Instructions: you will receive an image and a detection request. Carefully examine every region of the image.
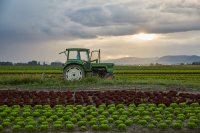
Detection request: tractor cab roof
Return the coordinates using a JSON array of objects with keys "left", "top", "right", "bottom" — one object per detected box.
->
[{"left": 66, "top": 48, "right": 90, "bottom": 51}]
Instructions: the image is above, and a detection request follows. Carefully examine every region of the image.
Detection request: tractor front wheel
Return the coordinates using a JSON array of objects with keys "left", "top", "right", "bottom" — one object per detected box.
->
[{"left": 63, "top": 65, "right": 85, "bottom": 80}]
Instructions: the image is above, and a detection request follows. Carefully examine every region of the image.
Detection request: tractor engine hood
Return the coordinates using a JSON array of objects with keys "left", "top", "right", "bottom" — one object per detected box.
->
[{"left": 91, "top": 63, "right": 114, "bottom": 68}]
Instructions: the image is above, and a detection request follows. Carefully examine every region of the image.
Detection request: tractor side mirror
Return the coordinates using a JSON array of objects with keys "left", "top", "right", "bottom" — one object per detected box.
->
[
  {"left": 59, "top": 51, "right": 68, "bottom": 58},
  {"left": 59, "top": 51, "right": 65, "bottom": 54}
]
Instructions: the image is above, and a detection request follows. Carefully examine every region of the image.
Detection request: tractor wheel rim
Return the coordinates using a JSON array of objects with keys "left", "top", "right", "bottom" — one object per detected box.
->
[{"left": 66, "top": 67, "right": 83, "bottom": 80}]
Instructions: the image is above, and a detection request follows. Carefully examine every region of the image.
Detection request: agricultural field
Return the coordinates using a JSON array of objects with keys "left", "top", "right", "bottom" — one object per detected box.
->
[
  {"left": 0, "top": 65, "right": 200, "bottom": 132},
  {"left": 1, "top": 0, "right": 200, "bottom": 132},
  {"left": 0, "top": 65, "right": 200, "bottom": 91},
  {"left": 0, "top": 90, "right": 199, "bottom": 132},
  {"left": 1, "top": 65, "right": 200, "bottom": 73}
]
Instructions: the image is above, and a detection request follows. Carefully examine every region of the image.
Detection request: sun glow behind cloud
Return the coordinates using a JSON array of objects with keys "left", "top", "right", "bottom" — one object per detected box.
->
[{"left": 132, "top": 33, "right": 157, "bottom": 41}]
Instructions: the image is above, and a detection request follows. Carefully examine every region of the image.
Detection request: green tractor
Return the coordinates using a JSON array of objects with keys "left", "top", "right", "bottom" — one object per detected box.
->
[{"left": 59, "top": 48, "right": 114, "bottom": 80}]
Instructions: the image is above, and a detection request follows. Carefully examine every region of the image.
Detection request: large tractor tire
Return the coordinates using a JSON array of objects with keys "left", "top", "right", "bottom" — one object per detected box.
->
[{"left": 63, "top": 65, "right": 85, "bottom": 80}]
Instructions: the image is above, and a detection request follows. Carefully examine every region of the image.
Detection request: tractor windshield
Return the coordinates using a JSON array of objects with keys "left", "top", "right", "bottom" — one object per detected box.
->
[
  {"left": 68, "top": 51, "right": 79, "bottom": 60},
  {"left": 68, "top": 50, "right": 89, "bottom": 61}
]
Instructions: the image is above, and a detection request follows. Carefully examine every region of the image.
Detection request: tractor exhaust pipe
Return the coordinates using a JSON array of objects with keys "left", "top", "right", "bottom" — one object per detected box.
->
[{"left": 99, "top": 49, "right": 101, "bottom": 63}]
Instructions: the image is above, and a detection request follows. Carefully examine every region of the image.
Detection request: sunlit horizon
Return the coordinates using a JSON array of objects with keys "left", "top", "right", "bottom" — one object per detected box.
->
[{"left": 132, "top": 33, "right": 157, "bottom": 41}]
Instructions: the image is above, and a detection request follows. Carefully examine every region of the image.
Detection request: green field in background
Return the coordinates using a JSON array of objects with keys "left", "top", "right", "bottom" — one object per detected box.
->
[
  {"left": 0, "top": 65, "right": 200, "bottom": 90},
  {"left": 0, "top": 65, "right": 200, "bottom": 73},
  {"left": 0, "top": 66, "right": 62, "bottom": 73}
]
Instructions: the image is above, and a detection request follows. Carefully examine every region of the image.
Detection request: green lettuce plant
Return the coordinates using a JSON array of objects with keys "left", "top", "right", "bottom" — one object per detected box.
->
[
  {"left": 89, "top": 120, "right": 97, "bottom": 126},
  {"left": 2, "top": 111, "right": 8, "bottom": 116},
  {"left": 111, "top": 114, "right": 118, "bottom": 120},
  {"left": 158, "top": 122, "right": 168, "bottom": 130},
  {"left": 151, "top": 120, "right": 158, "bottom": 125},
  {"left": 70, "top": 117, "right": 77, "bottom": 124},
  {"left": 138, "top": 119, "right": 148, "bottom": 125},
  {"left": 53, "top": 123, "right": 62, "bottom": 130},
  {"left": 115, "top": 120, "right": 123, "bottom": 126},
  {"left": 40, "top": 124, "right": 48, "bottom": 131},
  {"left": 132, "top": 116, "right": 140, "bottom": 123},
  {"left": 65, "top": 121, "right": 73, "bottom": 125},
  {"left": 0, "top": 125, "right": 3, "bottom": 131},
  {"left": 102, "top": 111, "right": 109, "bottom": 117},
  {"left": 80, "top": 125, "right": 87, "bottom": 131},
  {"left": 158, "top": 103, "right": 166, "bottom": 108},
  {"left": 78, "top": 120, "right": 87, "bottom": 127},
  {"left": 16, "top": 121, "right": 25, "bottom": 127},
  {"left": 91, "top": 111, "right": 98, "bottom": 117},
  {"left": 170, "top": 103, "right": 178, "bottom": 108},
  {"left": 99, "top": 124, "right": 109, "bottom": 131},
  {"left": 179, "top": 102, "right": 187, "bottom": 108},
  {"left": 118, "top": 123, "right": 126, "bottom": 131},
  {"left": 116, "top": 104, "right": 125, "bottom": 109},
  {"left": 108, "top": 117, "right": 114, "bottom": 123},
  {"left": 129, "top": 104, "right": 136, "bottom": 108},
  {"left": 2, "top": 121, "right": 10, "bottom": 127},
  {"left": 12, "top": 125, "right": 22, "bottom": 131},
  {"left": 125, "top": 119, "right": 133, "bottom": 126},
  {"left": 25, "top": 124, "right": 35, "bottom": 131},
  {"left": 91, "top": 124, "right": 98, "bottom": 130},
  {"left": 66, "top": 123, "right": 75, "bottom": 131},
  {"left": 190, "top": 103, "right": 199, "bottom": 108},
  {"left": 172, "top": 122, "right": 182, "bottom": 129},
  {"left": 112, "top": 111, "right": 119, "bottom": 115},
  {"left": 143, "top": 115, "right": 151, "bottom": 122},
  {"left": 147, "top": 124, "right": 155, "bottom": 129},
  {"left": 100, "top": 120, "right": 108, "bottom": 124},
  {"left": 142, "top": 110, "right": 150, "bottom": 115},
  {"left": 187, "top": 121, "right": 197, "bottom": 129}
]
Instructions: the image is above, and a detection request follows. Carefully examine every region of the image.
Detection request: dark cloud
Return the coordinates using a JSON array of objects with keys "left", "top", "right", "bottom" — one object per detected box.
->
[
  {"left": 63, "top": 0, "right": 200, "bottom": 36},
  {"left": 67, "top": 7, "right": 111, "bottom": 27},
  {"left": 67, "top": 4, "right": 147, "bottom": 27},
  {"left": 1, "top": 0, "right": 200, "bottom": 44},
  {"left": 0, "top": 0, "right": 200, "bottom": 62}
]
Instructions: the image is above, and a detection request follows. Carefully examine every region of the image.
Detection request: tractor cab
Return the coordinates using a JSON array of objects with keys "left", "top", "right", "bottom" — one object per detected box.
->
[
  {"left": 59, "top": 48, "right": 114, "bottom": 80},
  {"left": 67, "top": 48, "right": 89, "bottom": 61}
]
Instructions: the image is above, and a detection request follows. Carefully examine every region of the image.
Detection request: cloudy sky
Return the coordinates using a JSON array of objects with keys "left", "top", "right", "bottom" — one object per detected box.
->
[{"left": 0, "top": 0, "right": 200, "bottom": 62}]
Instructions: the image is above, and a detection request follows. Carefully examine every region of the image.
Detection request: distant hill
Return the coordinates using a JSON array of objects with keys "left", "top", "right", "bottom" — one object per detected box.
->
[
  {"left": 103, "top": 55, "right": 200, "bottom": 65},
  {"left": 103, "top": 57, "right": 158, "bottom": 65},
  {"left": 156, "top": 55, "right": 200, "bottom": 65}
]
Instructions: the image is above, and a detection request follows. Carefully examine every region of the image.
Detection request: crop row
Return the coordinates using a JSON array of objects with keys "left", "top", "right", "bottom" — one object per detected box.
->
[
  {"left": 1, "top": 65, "right": 200, "bottom": 72},
  {"left": 0, "top": 90, "right": 199, "bottom": 106},
  {"left": 1, "top": 72, "right": 200, "bottom": 75},
  {"left": 0, "top": 103, "right": 199, "bottom": 132}
]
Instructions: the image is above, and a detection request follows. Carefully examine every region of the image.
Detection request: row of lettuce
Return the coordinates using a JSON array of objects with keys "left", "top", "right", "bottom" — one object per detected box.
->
[
  {"left": 0, "top": 102, "right": 200, "bottom": 132},
  {"left": 0, "top": 90, "right": 199, "bottom": 106}
]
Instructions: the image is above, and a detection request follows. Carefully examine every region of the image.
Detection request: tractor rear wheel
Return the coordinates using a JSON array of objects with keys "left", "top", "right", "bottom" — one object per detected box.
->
[{"left": 63, "top": 65, "right": 85, "bottom": 80}]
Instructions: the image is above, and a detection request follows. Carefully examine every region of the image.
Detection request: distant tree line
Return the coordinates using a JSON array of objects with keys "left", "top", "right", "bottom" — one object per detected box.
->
[
  {"left": 1, "top": 61, "right": 200, "bottom": 66},
  {"left": 0, "top": 60, "right": 63, "bottom": 66},
  {"left": 149, "top": 62, "right": 200, "bottom": 66},
  {"left": 192, "top": 62, "right": 200, "bottom": 65}
]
